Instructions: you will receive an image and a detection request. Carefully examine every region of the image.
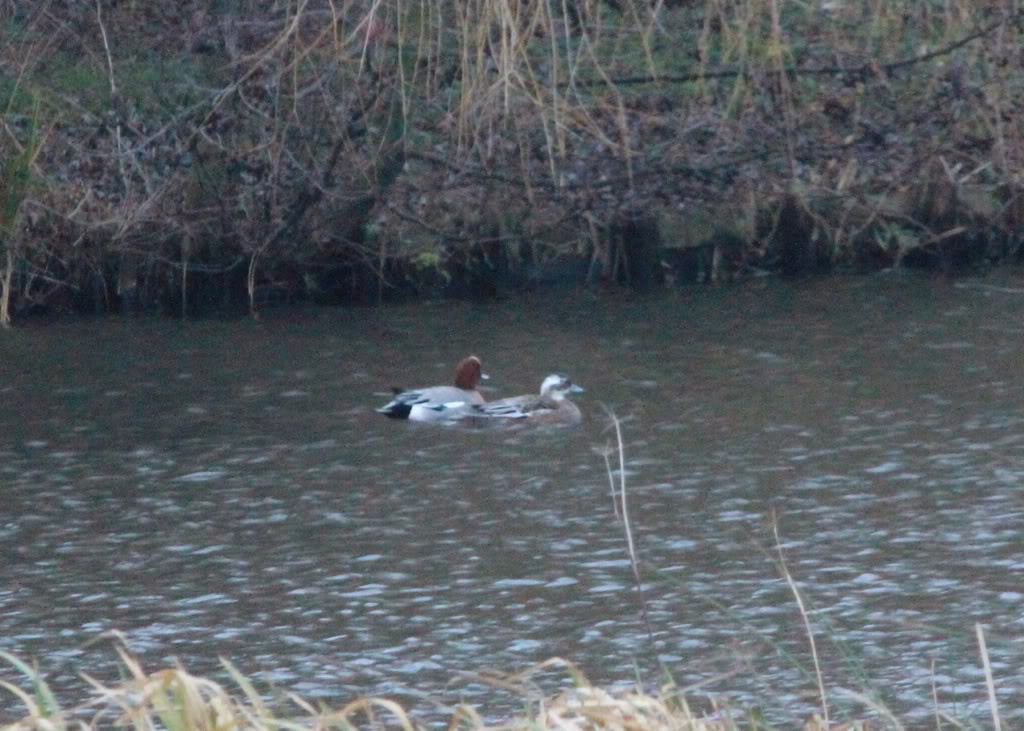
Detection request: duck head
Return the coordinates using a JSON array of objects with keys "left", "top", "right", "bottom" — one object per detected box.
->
[
  {"left": 539, "top": 373, "right": 585, "bottom": 401},
  {"left": 453, "top": 355, "right": 487, "bottom": 390}
]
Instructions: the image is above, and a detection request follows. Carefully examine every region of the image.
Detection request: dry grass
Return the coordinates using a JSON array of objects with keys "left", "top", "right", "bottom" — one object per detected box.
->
[
  {"left": 1, "top": 0, "right": 1023, "bottom": 316},
  {"left": 0, "top": 648, "right": 860, "bottom": 731}
]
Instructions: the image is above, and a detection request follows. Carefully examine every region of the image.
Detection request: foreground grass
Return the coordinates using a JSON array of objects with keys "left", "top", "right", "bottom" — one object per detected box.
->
[{"left": 0, "top": 648, "right": 864, "bottom": 731}]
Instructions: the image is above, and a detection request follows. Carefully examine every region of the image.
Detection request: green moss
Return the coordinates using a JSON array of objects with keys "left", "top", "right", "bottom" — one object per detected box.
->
[
  {"left": 118, "top": 55, "right": 219, "bottom": 116},
  {"left": 9, "top": 52, "right": 216, "bottom": 119},
  {"left": 0, "top": 74, "right": 34, "bottom": 115}
]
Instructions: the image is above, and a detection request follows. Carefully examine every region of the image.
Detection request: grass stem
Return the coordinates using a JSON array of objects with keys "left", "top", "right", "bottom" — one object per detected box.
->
[
  {"left": 976, "top": 622, "right": 1001, "bottom": 731},
  {"left": 771, "top": 512, "right": 829, "bottom": 727}
]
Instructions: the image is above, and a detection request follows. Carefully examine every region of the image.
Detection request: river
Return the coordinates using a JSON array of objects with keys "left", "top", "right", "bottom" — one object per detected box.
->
[{"left": 2, "top": 272, "right": 1023, "bottom": 724}]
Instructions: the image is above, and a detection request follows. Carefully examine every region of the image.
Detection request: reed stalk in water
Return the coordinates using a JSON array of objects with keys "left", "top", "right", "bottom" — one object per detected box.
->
[
  {"left": 603, "top": 409, "right": 656, "bottom": 650},
  {"left": 771, "top": 511, "right": 829, "bottom": 727},
  {"left": 976, "top": 623, "right": 1002, "bottom": 731}
]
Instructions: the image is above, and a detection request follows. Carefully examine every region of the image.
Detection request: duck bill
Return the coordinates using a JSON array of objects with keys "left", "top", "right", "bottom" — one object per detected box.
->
[{"left": 569, "top": 384, "right": 585, "bottom": 394}]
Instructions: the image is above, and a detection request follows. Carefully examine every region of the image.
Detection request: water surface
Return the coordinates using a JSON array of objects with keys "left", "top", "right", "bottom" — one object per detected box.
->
[{"left": 3, "top": 273, "right": 1024, "bottom": 724}]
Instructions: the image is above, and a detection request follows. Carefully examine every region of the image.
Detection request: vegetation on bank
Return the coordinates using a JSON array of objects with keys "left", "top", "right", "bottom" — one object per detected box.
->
[
  {"left": 0, "top": 0, "right": 1022, "bottom": 322},
  {"left": 0, "top": 641, "right": 1008, "bottom": 730},
  {"left": 0, "top": 652, "right": 758, "bottom": 730}
]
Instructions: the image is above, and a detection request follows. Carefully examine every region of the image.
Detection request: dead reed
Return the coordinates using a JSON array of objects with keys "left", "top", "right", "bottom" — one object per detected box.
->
[
  {"left": 1, "top": 0, "right": 1022, "bottom": 319},
  {"left": 0, "top": 647, "right": 853, "bottom": 731}
]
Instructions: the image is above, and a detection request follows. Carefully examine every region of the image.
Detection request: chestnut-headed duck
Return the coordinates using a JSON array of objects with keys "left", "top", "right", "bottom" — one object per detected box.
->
[
  {"left": 376, "top": 355, "right": 488, "bottom": 421},
  {"left": 468, "top": 373, "right": 584, "bottom": 426}
]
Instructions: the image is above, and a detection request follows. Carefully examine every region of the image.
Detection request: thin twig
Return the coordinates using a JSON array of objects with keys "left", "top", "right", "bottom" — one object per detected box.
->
[
  {"left": 976, "top": 623, "right": 1001, "bottom": 731},
  {"left": 569, "top": 8, "right": 1024, "bottom": 89},
  {"left": 832, "top": 688, "right": 905, "bottom": 731},
  {"left": 95, "top": 0, "right": 129, "bottom": 205},
  {"left": 601, "top": 447, "right": 621, "bottom": 521},
  {"left": 771, "top": 511, "right": 829, "bottom": 727},
  {"left": 930, "top": 658, "right": 941, "bottom": 731},
  {"left": 95, "top": 0, "right": 116, "bottom": 99},
  {"left": 602, "top": 408, "right": 656, "bottom": 651}
]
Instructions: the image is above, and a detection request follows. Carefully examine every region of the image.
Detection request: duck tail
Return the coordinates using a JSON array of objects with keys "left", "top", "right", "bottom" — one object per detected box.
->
[{"left": 376, "top": 400, "right": 412, "bottom": 419}]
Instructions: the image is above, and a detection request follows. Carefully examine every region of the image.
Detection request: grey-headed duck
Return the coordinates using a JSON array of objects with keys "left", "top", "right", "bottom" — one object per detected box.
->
[{"left": 468, "top": 373, "right": 584, "bottom": 426}]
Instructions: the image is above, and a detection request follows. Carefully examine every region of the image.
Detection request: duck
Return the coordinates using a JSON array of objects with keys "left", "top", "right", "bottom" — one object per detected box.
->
[
  {"left": 466, "top": 373, "right": 584, "bottom": 426},
  {"left": 376, "top": 355, "right": 488, "bottom": 421}
]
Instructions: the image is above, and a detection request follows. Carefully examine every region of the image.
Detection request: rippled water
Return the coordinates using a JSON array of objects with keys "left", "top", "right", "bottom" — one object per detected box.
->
[{"left": 3, "top": 273, "right": 1024, "bottom": 724}]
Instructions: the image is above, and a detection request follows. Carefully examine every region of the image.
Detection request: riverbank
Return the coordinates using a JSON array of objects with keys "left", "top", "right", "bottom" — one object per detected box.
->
[{"left": 1, "top": 2, "right": 1022, "bottom": 323}]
